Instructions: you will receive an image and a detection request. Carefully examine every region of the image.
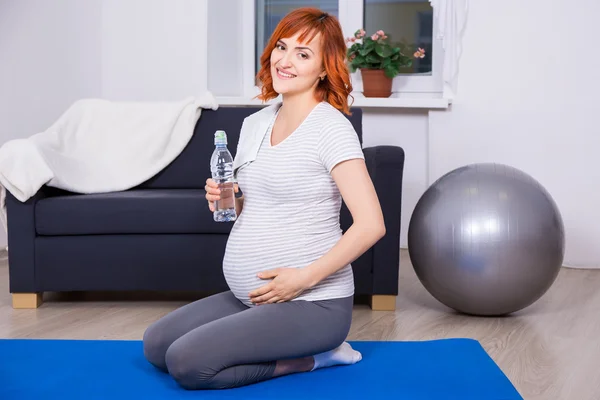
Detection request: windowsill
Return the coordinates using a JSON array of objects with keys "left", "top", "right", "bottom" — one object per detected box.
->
[
  {"left": 215, "top": 93, "right": 450, "bottom": 109},
  {"left": 350, "top": 94, "right": 449, "bottom": 109}
]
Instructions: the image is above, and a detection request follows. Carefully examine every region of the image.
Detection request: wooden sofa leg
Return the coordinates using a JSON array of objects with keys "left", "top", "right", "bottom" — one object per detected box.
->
[
  {"left": 12, "top": 293, "right": 43, "bottom": 309},
  {"left": 370, "top": 295, "right": 396, "bottom": 311}
]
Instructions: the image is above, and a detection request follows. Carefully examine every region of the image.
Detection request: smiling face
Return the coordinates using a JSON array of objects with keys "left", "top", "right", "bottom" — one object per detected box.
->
[
  {"left": 270, "top": 31, "right": 326, "bottom": 97},
  {"left": 256, "top": 8, "right": 353, "bottom": 115}
]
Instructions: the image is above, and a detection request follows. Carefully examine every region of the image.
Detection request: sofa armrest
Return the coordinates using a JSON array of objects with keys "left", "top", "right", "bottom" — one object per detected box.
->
[
  {"left": 363, "top": 145, "right": 405, "bottom": 295},
  {"left": 6, "top": 186, "right": 50, "bottom": 292}
]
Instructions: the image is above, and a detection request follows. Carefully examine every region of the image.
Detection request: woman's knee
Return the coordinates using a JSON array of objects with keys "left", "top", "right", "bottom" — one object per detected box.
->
[
  {"left": 142, "top": 322, "right": 171, "bottom": 371},
  {"left": 165, "top": 341, "right": 218, "bottom": 390}
]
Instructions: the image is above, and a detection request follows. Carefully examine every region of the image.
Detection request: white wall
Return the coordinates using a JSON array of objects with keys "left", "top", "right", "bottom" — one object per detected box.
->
[
  {"left": 101, "top": 0, "right": 208, "bottom": 101},
  {"left": 362, "top": 109, "right": 428, "bottom": 249},
  {"left": 429, "top": 0, "right": 600, "bottom": 268},
  {"left": 0, "top": 0, "right": 103, "bottom": 142},
  {"left": 0, "top": 0, "right": 209, "bottom": 248},
  {"left": 207, "top": 0, "right": 244, "bottom": 96}
]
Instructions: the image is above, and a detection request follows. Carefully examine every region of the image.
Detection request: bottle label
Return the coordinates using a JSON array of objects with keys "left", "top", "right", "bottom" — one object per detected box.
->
[{"left": 216, "top": 181, "right": 235, "bottom": 211}]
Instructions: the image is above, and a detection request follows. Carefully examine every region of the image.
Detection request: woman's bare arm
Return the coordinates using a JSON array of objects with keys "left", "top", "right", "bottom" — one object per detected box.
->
[{"left": 304, "top": 158, "right": 386, "bottom": 287}]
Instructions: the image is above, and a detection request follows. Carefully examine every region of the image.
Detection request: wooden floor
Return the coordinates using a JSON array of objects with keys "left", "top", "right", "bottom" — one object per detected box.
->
[{"left": 1, "top": 249, "right": 599, "bottom": 399}]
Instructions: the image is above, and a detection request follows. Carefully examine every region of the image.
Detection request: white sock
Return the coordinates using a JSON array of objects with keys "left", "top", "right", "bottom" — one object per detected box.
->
[{"left": 311, "top": 342, "right": 362, "bottom": 371}]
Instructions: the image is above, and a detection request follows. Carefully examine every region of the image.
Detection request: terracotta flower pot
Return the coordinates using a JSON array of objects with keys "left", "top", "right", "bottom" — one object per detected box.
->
[{"left": 360, "top": 68, "right": 392, "bottom": 98}]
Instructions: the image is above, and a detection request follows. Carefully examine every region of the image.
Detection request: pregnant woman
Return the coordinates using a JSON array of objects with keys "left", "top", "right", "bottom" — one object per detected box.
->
[{"left": 143, "top": 7, "right": 386, "bottom": 390}]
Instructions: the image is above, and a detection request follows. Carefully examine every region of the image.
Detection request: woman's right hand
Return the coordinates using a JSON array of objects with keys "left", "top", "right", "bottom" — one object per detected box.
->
[{"left": 205, "top": 178, "right": 221, "bottom": 212}]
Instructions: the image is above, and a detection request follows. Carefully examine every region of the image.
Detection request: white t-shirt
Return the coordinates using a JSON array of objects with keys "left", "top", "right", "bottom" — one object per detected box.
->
[{"left": 222, "top": 101, "right": 365, "bottom": 306}]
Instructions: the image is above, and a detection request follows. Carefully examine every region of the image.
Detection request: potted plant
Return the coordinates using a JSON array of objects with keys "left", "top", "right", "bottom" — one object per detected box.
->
[{"left": 346, "top": 29, "right": 426, "bottom": 98}]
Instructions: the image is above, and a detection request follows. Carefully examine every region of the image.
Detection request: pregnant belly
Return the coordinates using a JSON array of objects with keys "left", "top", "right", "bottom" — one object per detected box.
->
[
  {"left": 222, "top": 232, "right": 308, "bottom": 302},
  {"left": 222, "top": 227, "right": 341, "bottom": 302}
]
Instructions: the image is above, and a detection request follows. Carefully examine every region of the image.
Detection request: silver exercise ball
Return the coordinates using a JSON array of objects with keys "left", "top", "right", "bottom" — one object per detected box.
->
[{"left": 408, "top": 163, "right": 565, "bottom": 316}]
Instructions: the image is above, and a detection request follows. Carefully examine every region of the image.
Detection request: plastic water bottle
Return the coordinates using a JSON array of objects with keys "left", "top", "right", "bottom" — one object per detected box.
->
[{"left": 210, "top": 130, "right": 237, "bottom": 222}]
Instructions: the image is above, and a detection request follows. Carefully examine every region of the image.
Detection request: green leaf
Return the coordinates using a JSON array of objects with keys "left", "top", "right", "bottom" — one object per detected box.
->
[
  {"left": 375, "top": 43, "right": 393, "bottom": 58},
  {"left": 359, "top": 40, "right": 376, "bottom": 56},
  {"left": 353, "top": 54, "right": 366, "bottom": 67},
  {"left": 384, "top": 65, "right": 398, "bottom": 78},
  {"left": 366, "top": 53, "right": 380, "bottom": 64}
]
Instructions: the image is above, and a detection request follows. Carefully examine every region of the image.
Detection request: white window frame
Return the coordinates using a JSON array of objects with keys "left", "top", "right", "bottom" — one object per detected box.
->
[{"left": 241, "top": 0, "right": 445, "bottom": 99}]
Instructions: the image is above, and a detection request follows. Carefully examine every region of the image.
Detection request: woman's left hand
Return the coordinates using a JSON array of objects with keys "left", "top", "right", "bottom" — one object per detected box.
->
[{"left": 249, "top": 267, "right": 314, "bottom": 305}]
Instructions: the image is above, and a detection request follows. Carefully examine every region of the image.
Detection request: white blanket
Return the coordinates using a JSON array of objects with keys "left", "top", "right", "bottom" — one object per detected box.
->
[{"left": 0, "top": 92, "right": 218, "bottom": 230}]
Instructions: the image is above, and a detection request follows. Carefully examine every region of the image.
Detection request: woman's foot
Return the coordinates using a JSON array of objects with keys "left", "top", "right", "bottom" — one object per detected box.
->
[
  {"left": 311, "top": 341, "right": 362, "bottom": 371},
  {"left": 272, "top": 342, "right": 362, "bottom": 377}
]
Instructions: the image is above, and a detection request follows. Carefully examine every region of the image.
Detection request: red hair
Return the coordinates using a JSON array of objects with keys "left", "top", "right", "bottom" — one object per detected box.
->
[{"left": 255, "top": 7, "right": 353, "bottom": 115}]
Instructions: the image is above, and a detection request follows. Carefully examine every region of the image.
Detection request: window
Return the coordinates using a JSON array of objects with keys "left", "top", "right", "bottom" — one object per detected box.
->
[
  {"left": 364, "top": 0, "right": 433, "bottom": 75},
  {"left": 356, "top": 0, "right": 442, "bottom": 94},
  {"left": 242, "top": 0, "right": 447, "bottom": 99}
]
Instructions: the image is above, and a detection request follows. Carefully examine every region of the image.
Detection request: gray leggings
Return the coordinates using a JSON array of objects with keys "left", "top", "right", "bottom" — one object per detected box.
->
[{"left": 142, "top": 291, "right": 353, "bottom": 390}]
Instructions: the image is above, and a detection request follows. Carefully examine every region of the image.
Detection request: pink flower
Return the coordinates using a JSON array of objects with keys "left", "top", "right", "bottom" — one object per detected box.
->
[
  {"left": 371, "top": 33, "right": 379, "bottom": 40},
  {"left": 355, "top": 28, "right": 366, "bottom": 39},
  {"left": 346, "top": 37, "right": 356, "bottom": 44},
  {"left": 376, "top": 30, "right": 385, "bottom": 36},
  {"left": 414, "top": 48, "right": 426, "bottom": 59}
]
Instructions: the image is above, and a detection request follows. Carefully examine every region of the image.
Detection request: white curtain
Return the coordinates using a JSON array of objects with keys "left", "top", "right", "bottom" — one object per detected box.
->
[{"left": 429, "top": 0, "right": 469, "bottom": 99}]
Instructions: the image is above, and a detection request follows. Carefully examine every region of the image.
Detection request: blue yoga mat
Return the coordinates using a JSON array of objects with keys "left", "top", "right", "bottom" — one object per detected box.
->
[{"left": 0, "top": 338, "right": 522, "bottom": 399}]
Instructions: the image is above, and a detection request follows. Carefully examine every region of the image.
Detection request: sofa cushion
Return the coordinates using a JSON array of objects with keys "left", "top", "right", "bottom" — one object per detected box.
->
[{"left": 35, "top": 189, "right": 233, "bottom": 236}]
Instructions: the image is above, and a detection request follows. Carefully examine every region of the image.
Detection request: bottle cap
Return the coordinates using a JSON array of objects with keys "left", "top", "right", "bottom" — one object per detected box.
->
[{"left": 214, "top": 130, "right": 227, "bottom": 145}]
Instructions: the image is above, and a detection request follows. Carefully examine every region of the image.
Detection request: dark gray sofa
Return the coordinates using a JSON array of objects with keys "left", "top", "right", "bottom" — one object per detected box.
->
[{"left": 6, "top": 106, "right": 405, "bottom": 310}]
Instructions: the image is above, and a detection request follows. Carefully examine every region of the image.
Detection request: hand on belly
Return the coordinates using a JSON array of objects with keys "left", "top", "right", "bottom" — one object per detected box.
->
[{"left": 248, "top": 267, "right": 314, "bottom": 306}]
